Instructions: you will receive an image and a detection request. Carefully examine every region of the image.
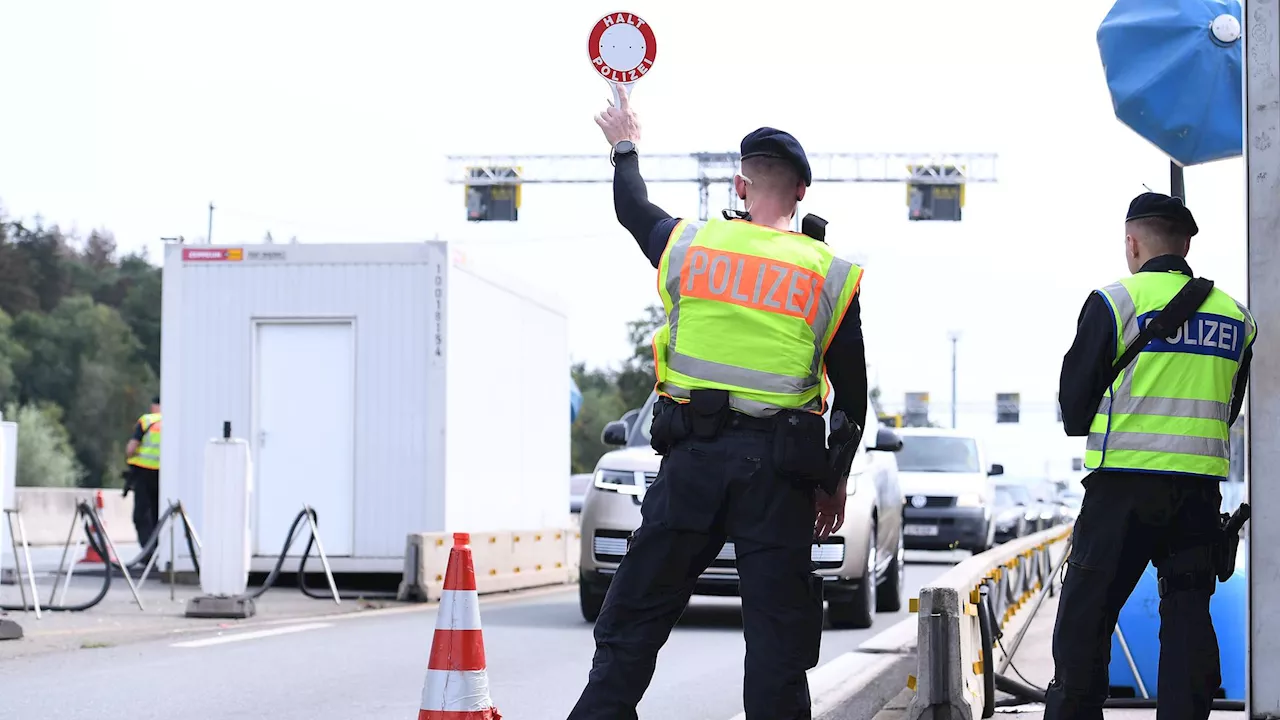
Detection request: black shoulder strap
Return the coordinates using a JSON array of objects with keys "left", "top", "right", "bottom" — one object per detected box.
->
[{"left": 1105, "top": 276, "right": 1215, "bottom": 388}]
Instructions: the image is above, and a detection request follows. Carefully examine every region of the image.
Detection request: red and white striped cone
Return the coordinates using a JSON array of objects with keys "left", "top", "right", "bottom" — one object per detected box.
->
[{"left": 417, "top": 532, "right": 501, "bottom": 720}]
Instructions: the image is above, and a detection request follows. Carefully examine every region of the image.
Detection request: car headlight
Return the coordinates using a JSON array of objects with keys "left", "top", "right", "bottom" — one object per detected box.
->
[
  {"left": 594, "top": 469, "right": 642, "bottom": 496},
  {"left": 956, "top": 493, "right": 983, "bottom": 508}
]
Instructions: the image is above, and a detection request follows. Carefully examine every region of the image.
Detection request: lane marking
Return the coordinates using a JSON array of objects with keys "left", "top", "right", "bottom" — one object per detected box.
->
[{"left": 171, "top": 622, "right": 332, "bottom": 648}]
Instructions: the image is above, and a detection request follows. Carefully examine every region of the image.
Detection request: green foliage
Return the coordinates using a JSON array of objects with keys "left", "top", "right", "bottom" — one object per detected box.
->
[
  {"left": 5, "top": 402, "right": 84, "bottom": 488},
  {"left": 569, "top": 304, "right": 666, "bottom": 474},
  {"left": 0, "top": 204, "right": 161, "bottom": 487}
]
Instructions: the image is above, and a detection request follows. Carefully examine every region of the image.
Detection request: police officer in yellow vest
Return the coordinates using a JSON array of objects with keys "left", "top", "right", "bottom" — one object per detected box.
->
[
  {"left": 1047, "top": 193, "right": 1255, "bottom": 720},
  {"left": 570, "top": 85, "right": 869, "bottom": 720},
  {"left": 125, "top": 396, "right": 162, "bottom": 561}
]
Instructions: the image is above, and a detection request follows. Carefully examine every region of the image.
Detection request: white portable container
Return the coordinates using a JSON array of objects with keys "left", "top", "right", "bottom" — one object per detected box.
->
[{"left": 160, "top": 241, "right": 571, "bottom": 573}]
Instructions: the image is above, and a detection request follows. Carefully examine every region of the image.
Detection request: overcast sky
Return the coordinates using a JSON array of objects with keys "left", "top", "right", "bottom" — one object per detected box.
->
[{"left": 0, "top": 0, "right": 1250, "bottom": 418}]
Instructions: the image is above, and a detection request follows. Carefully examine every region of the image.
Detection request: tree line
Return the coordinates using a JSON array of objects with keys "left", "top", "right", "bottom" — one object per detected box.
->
[
  {"left": 571, "top": 304, "right": 665, "bottom": 474},
  {"left": 1, "top": 203, "right": 160, "bottom": 488}
]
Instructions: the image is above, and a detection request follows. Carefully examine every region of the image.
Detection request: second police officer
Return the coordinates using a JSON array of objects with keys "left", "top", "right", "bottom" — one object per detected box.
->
[
  {"left": 567, "top": 85, "right": 871, "bottom": 720},
  {"left": 1048, "top": 192, "right": 1255, "bottom": 720}
]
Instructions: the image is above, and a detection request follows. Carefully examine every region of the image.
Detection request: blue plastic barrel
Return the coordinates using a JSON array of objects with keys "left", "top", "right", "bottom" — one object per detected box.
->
[{"left": 1107, "top": 544, "right": 1247, "bottom": 699}]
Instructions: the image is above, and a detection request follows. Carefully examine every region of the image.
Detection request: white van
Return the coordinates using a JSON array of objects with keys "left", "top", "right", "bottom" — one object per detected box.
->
[{"left": 894, "top": 428, "right": 1003, "bottom": 553}]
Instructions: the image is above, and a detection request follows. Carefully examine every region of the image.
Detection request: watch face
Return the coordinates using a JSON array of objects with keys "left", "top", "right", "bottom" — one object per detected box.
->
[{"left": 615, "top": 140, "right": 635, "bottom": 154}]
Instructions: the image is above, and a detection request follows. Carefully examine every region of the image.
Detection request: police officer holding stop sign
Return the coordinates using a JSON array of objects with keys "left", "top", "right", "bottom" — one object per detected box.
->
[
  {"left": 1048, "top": 192, "right": 1255, "bottom": 720},
  {"left": 567, "top": 84, "right": 870, "bottom": 720}
]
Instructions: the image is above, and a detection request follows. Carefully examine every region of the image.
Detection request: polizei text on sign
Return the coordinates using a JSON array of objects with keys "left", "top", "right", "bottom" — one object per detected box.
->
[{"left": 588, "top": 12, "right": 658, "bottom": 84}]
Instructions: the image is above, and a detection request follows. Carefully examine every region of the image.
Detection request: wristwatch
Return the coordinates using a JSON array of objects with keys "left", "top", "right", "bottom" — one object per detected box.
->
[{"left": 610, "top": 139, "right": 637, "bottom": 166}]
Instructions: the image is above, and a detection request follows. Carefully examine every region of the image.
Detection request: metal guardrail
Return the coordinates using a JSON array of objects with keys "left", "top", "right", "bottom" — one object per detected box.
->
[{"left": 903, "top": 525, "right": 1074, "bottom": 720}]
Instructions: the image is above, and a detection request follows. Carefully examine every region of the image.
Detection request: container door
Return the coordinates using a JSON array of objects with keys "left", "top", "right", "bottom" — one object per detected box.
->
[{"left": 253, "top": 322, "right": 355, "bottom": 556}]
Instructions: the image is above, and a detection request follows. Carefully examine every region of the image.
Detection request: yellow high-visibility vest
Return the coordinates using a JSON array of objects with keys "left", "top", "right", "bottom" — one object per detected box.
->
[
  {"left": 653, "top": 217, "right": 862, "bottom": 417},
  {"left": 128, "top": 412, "right": 162, "bottom": 470},
  {"left": 1085, "top": 272, "right": 1255, "bottom": 478}
]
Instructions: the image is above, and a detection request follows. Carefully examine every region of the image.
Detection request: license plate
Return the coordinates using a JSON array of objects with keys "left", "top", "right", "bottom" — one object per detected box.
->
[{"left": 904, "top": 524, "right": 939, "bottom": 537}]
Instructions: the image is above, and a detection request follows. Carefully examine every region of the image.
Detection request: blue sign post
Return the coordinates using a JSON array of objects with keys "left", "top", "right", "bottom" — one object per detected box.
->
[
  {"left": 1098, "top": 0, "right": 1244, "bottom": 198},
  {"left": 570, "top": 377, "right": 583, "bottom": 424}
]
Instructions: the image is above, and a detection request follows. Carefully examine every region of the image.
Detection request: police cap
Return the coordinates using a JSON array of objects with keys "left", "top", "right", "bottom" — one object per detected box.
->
[
  {"left": 740, "top": 127, "right": 812, "bottom": 187},
  {"left": 1126, "top": 192, "right": 1199, "bottom": 237}
]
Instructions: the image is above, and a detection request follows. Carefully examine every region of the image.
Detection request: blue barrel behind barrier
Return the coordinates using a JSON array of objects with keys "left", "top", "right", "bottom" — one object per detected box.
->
[{"left": 1107, "top": 545, "right": 1247, "bottom": 700}]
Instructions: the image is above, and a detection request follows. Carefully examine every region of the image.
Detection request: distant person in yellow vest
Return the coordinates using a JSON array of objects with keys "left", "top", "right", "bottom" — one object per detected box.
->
[{"left": 125, "top": 396, "right": 162, "bottom": 562}]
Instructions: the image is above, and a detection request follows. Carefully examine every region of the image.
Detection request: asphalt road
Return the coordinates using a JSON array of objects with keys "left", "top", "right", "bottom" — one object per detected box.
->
[{"left": 0, "top": 556, "right": 957, "bottom": 720}]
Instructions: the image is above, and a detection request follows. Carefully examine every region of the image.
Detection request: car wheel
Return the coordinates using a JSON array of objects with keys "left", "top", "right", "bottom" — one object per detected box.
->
[
  {"left": 579, "top": 578, "right": 606, "bottom": 623},
  {"left": 829, "top": 523, "right": 876, "bottom": 629},
  {"left": 876, "top": 523, "right": 905, "bottom": 613}
]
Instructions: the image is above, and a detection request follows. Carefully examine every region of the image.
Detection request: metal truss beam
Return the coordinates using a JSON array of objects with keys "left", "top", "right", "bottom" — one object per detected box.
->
[{"left": 448, "top": 152, "right": 999, "bottom": 186}]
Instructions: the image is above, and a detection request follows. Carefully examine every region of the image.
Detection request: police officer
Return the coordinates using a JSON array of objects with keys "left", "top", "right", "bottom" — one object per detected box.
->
[
  {"left": 569, "top": 85, "right": 869, "bottom": 720},
  {"left": 1047, "top": 192, "right": 1255, "bottom": 720},
  {"left": 125, "top": 396, "right": 162, "bottom": 561}
]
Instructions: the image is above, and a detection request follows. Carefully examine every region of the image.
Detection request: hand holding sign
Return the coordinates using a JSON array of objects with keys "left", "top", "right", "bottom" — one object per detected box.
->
[
  {"left": 594, "top": 83, "right": 641, "bottom": 147},
  {"left": 588, "top": 12, "right": 657, "bottom": 110}
]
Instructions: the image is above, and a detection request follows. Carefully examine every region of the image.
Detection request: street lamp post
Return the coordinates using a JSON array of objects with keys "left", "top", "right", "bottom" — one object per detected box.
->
[{"left": 948, "top": 331, "right": 961, "bottom": 429}]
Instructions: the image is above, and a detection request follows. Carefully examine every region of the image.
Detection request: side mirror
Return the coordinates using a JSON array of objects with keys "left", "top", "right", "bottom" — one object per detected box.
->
[
  {"left": 988, "top": 463, "right": 1004, "bottom": 476},
  {"left": 873, "top": 426, "right": 903, "bottom": 452},
  {"left": 601, "top": 421, "right": 629, "bottom": 446},
  {"left": 620, "top": 408, "right": 641, "bottom": 432}
]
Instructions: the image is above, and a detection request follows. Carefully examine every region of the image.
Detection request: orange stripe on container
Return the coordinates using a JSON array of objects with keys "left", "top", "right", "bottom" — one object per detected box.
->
[
  {"left": 419, "top": 709, "right": 501, "bottom": 719},
  {"left": 443, "top": 549, "right": 477, "bottom": 591},
  {"left": 428, "top": 629, "right": 487, "bottom": 671}
]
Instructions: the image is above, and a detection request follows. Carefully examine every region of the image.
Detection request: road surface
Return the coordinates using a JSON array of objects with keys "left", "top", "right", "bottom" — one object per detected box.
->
[{"left": 0, "top": 557, "right": 955, "bottom": 719}]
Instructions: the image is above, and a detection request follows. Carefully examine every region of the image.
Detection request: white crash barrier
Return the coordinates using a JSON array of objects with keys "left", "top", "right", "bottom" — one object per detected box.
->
[
  {"left": 905, "top": 525, "right": 1074, "bottom": 720},
  {"left": 399, "top": 528, "right": 581, "bottom": 602}
]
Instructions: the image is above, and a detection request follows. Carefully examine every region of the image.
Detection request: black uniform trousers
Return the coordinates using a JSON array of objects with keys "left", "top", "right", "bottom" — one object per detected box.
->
[
  {"left": 1043, "top": 472, "right": 1223, "bottom": 720},
  {"left": 129, "top": 465, "right": 161, "bottom": 556},
  {"left": 568, "top": 427, "right": 822, "bottom": 720}
]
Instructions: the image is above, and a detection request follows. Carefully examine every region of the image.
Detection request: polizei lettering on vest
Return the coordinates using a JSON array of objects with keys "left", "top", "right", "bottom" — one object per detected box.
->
[
  {"left": 681, "top": 247, "right": 824, "bottom": 322},
  {"left": 1138, "top": 311, "right": 1247, "bottom": 361}
]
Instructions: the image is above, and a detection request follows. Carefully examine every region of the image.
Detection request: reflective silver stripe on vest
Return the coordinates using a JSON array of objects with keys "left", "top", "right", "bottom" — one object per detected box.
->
[
  {"left": 1094, "top": 281, "right": 1230, "bottom": 462},
  {"left": 1086, "top": 431, "right": 1228, "bottom": 458},
  {"left": 1097, "top": 395, "right": 1231, "bottom": 424},
  {"left": 663, "top": 221, "right": 702, "bottom": 350},
  {"left": 808, "top": 256, "right": 856, "bottom": 376},
  {"left": 663, "top": 381, "right": 822, "bottom": 417},
  {"left": 667, "top": 351, "right": 818, "bottom": 395},
  {"left": 1101, "top": 282, "right": 1141, "bottom": 351},
  {"left": 1235, "top": 301, "right": 1256, "bottom": 345}
]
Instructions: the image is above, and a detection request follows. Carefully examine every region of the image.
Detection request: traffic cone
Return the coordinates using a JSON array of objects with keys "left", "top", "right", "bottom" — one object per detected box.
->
[
  {"left": 416, "top": 532, "right": 501, "bottom": 720},
  {"left": 78, "top": 490, "right": 117, "bottom": 565}
]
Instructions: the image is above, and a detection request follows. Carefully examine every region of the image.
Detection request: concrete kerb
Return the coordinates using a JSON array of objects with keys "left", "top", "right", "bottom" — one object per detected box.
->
[
  {"left": 902, "top": 525, "right": 1073, "bottom": 720},
  {"left": 723, "top": 614, "right": 921, "bottom": 720}
]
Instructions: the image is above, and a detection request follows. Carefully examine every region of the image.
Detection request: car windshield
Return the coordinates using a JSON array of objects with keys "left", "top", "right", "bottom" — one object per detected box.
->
[
  {"left": 1061, "top": 493, "right": 1083, "bottom": 509},
  {"left": 628, "top": 392, "right": 660, "bottom": 447},
  {"left": 896, "top": 435, "right": 981, "bottom": 472},
  {"left": 994, "top": 489, "right": 1014, "bottom": 507},
  {"left": 998, "top": 485, "right": 1034, "bottom": 505}
]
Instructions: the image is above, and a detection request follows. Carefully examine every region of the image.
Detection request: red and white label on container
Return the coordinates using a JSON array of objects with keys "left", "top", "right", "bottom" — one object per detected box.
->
[
  {"left": 588, "top": 12, "right": 657, "bottom": 84},
  {"left": 182, "top": 247, "right": 243, "bottom": 262}
]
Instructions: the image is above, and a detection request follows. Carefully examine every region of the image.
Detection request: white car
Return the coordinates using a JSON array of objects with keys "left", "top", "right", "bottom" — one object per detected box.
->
[
  {"left": 895, "top": 427, "right": 1003, "bottom": 553},
  {"left": 578, "top": 391, "right": 907, "bottom": 629}
]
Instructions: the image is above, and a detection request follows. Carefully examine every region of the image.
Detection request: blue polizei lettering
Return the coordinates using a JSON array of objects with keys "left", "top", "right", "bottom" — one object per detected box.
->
[{"left": 1137, "top": 311, "right": 1246, "bottom": 361}]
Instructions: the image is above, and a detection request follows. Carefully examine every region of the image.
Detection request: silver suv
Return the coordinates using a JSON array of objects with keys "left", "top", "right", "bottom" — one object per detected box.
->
[{"left": 578, "top": 391, "right": 906, "bottom": 629}]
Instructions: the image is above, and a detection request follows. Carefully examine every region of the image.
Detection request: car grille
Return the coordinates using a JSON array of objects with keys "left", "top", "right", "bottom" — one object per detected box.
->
[
  {"left": 906, "top": 495, "right": 956, "bottom": 508},
  {"left": 593, "top": 531, "right": 845, "bottom": 569}
]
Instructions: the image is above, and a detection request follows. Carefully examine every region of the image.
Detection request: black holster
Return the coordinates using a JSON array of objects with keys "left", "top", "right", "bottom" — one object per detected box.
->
[
  {"left": 1213, "top": 503, "right": 1251, "bottom": 582},
  {"left": 772, "top": 410, "right": 830, "bottom": 493},
  {"left": 649, "top": 390, "right": 732, "bottom": 455}
]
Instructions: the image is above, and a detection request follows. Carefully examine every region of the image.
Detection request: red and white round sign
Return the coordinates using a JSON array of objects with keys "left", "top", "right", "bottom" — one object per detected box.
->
[{"left": 587, "top": 12, "right": 657, "bottom": 84}]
